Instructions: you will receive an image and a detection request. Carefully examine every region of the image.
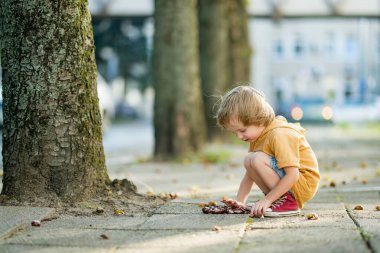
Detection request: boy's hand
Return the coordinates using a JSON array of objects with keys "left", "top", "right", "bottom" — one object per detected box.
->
[
  {"left": 250, "top": 199, "right": 272, "bottom": 218},
  {"left": 221, "top": 197, "right": 246, "bottom": 209}
]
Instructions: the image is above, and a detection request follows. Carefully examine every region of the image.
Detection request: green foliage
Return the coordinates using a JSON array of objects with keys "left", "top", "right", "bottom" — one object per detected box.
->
[
  {"left": 199, "top": 150, "right": 231, "bottom": 164},
  {"left": 337, "top": 121, "right": 350, "bottom": 130},
  {"left": 367, "top": 122, "right": 380, "bottom": 135}
]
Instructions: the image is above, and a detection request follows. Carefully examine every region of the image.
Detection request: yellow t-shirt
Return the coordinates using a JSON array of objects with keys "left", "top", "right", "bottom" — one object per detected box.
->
[{"left": 249, "top": 116, "right": 320, "bottom": 208}]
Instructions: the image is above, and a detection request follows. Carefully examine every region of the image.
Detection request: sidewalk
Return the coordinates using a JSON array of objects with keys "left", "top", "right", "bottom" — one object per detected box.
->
[{"left": 1, "top": 124, "right": 380, "bottom": 253}]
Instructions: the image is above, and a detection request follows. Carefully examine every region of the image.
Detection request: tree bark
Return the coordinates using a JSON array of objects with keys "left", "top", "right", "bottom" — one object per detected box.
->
[
  {"left": 153, "top": 0, "right": 206, "bottom": 158},
  {"left": 227, "top": 0, "right": 251, "bottom": 84},
  {"left": 0, "top": 0, "right": 110, "bottom": 202},
  {"left": 198, "top": 0, "right": 229, "bottom": 140}
]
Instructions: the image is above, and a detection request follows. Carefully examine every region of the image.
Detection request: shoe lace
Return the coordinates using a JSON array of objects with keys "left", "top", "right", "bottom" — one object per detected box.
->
[{"left": 271, "top": 195, "right": 287, "bottom": 208}]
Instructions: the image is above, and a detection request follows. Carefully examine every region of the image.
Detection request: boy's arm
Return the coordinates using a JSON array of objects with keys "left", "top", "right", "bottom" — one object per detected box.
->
[
  {"left": 236, "top": 172, "right": 254, "bottom": 204},
  {"left": 265, "top": 166, "right": 299, "bottom": 204}
]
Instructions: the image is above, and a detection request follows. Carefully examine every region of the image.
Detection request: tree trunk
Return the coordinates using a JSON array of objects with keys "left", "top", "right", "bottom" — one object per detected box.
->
[
  {"left": 198, "top": 0, "right": 229, "bottom": 141},
  {"left": 0, "top": 0, "right": 110, "bottom": 202},
  {"left": 227, "top": 0, "right": 251, "bottom": 84},
  {"left": 153, "top": 0, "right": 206, "bottom": 158}
]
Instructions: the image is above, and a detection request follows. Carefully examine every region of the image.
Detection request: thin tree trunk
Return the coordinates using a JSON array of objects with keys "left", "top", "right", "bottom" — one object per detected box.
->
[
  {"left": 198, "top": 0, "right": 229, "bottom": 140},
  {"left": 0, "top": 0, "right": 110, "bottom": 202},
  {"left": 228, "top": 0, "right": 252, "bottom": 84},
  {"left": 153, "top": 0, "right": 206, "bottom": 158}
]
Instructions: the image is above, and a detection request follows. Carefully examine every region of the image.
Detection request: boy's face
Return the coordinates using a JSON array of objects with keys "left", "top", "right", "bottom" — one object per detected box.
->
[{"left": 227, "top": 116, "right": 265, "bottom": 142}]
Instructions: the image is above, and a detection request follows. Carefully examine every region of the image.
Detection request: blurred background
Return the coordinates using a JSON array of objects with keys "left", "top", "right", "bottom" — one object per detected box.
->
[
  {"left": 0, "top": 0, "right": 379, "bottom": 164},
  {"left": 86, "top": 0, "right": 380, "bottom": 162},
  {"left": 87, "top": 0, "right": 380, "bottom": 128},
  {"left": 88, "top": 0, "right": 380, "bottom": 195}
]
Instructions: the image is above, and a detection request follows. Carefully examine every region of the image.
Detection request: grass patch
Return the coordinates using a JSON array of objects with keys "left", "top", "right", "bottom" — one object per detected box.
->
[{"left": 199, "top": 150, "right": 231, "bottom": 164}]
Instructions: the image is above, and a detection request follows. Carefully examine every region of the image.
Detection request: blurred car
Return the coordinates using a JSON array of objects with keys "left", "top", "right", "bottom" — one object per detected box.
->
[
  {"left": 115, "top": 102, "right": 138, "bottom": 119},
  {"left": 276, "top": 98, "right": 333, "bottom": 123}
]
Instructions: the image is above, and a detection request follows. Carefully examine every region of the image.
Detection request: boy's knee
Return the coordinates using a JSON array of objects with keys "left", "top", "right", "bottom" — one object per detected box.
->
[{"left": 244, "top": 152, "right": 267, "bottom": 170}]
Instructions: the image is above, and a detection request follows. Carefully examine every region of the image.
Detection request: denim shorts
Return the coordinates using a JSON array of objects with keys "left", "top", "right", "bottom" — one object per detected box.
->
[
  {"left": 270, "top": 156, "right": 295, "bottom": 198},
  {"left": 270, "top": 157, "right": 295, "bottom": 196},
  {"left": 270, "top": 157, "right": 286, "bottom": 179}
]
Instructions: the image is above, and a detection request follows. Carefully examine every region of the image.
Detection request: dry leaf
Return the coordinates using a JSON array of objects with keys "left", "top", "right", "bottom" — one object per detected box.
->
[
  {"left": 329, "top": 181, "right": 336, "bottom": 188},
  {"left": 306, "top": 213, "right": 319, "bottom": 220},
  {"left": 159, "top": 193, "right": 178, "bottom": 200},
  {"left": 360, "top": 161, "right": 368, "bottom": 169},
  {"left": 114, "top": 209, "right": 125, "bottom": 215},
  {"left": 375, "top": 206, "right": 380, "bottom": 211},
  {"left": 353, "top": 205, "right": 364, "bottom": 210},
  {"left": 146, "top": 191, "right": 155, "bottom": 197},
  {"left": 96, "top": 206, "right": 105, "bottom": 214},
  {"left": 212, "top": 225, "right": 222, "bottom": 232},
  {"left": 198, "top": 202, "right": 207, "bottom": 208},
  {"left": 208, "top": 201, "right": 217, "bottom": 206},
  {"left": 100, "top": 234, "right": 109, "bottom": 240}
]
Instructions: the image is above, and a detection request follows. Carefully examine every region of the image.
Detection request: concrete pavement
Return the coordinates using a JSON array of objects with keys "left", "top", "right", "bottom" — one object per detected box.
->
[{"left": 1, "top": 123, "right": 380, "bottom": 253}]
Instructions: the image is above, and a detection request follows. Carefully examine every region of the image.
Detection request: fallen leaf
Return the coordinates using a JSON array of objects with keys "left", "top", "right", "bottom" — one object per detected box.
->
[
  {"left": 114, "top": 209, "right": 125, "bottom": 215},
  {"left": 100, "top": 234, "right": 109, "bottom": 240},
  {"left": 375, "top": 206, "right": 380, "bottom": 211},
  {"left": 360, "top": 161, "right": 368, "bottom": 169},
  {"left": 306, "top": 213, "right": 319, "bottom": 220},
  {"left": 198, "top": 202, "right": 207, "bottom": 208},
  {"left": 96, "top": 206, "right": 105, "bottom": 214},
  {"left": 329, "top": 181, "right": 336, "bottom": 188},
  {"left": 208, "top": 201, "right": 217, "bottom": 206},
  {"left": 159, "top": 192, "right": 178, "bottom": 200},
  {"left": 146, "top": 191, "right": 155, "bottom": 197},
  {"left": 353, "top": 205, "right": 364, "bottom": 210},
  {"left": 212, "top": 225, "right": 222, "bottom": 232}
]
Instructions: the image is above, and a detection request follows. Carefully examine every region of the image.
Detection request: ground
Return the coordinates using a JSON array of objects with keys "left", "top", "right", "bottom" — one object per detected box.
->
[{"left": 0, "top": 122, "right": 379, "bottom": 253}]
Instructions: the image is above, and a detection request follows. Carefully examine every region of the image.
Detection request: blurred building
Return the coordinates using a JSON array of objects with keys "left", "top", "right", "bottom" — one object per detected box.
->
[
  {"left": 89, "top": 0, "right": 380, "bottom": 122},
  {"left": 249, "top": 0, "right": 380, "bottom": 116}
]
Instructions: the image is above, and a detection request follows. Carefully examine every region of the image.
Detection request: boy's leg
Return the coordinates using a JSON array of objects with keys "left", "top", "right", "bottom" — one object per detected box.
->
[
  {"left": 244, "top": 152, "right": 300, "bottom": 217},
  {"left": 243, "top": 152, "right": 281, "bottom": 194}
]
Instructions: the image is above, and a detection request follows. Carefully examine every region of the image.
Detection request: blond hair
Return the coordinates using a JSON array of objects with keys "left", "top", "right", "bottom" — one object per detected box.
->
[{"left": 216, "top": 85, "right": 275, "bottom": 128}]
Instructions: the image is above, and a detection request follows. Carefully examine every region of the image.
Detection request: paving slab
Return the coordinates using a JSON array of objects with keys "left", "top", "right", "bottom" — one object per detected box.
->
[
  {"left": 302, "top": 202, "right": 345, "bottom": 210},
  {"left": 42, "top": 215, "right": 150, "bottom": 230},
  {"left": 337, "top": 190, "right": 380, "bottom": 204},
  {"left": 116, "top": 230, "right": 242, "bottom": 253},
  {"left": 0, "top": 245, "right": 113, "bottom": 253},
  {"left": 139, "top": 214, "right": 248, "bottom": 231},
  {"left": 239, "top": 227, "right": 369, "bottom": 253},
  {"left": 250, "top": 210, "right": 355, "bottom": 229},
  {"left": 1, "top": 228, "right": 242, "bottom": 249},
  {"left": 154, "top": 202, "right": 204, "bottom": 214},
  {"left": 305, "top": 190, "right": 341, "bottom": 203},
  {"left": 0, "top": 206, "right": 55, "bottom": 239},
  {"left": 352, "top": 218, "right": 380, "bottom": 252},
  {"left": 115, "top": 245, "right": 236, "bottom": 253}
]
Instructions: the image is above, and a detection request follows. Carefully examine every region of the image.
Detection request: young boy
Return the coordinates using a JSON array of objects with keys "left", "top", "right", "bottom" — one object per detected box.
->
[{"left": 216, "top": 85, "right": 320, "bottom": 217}]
